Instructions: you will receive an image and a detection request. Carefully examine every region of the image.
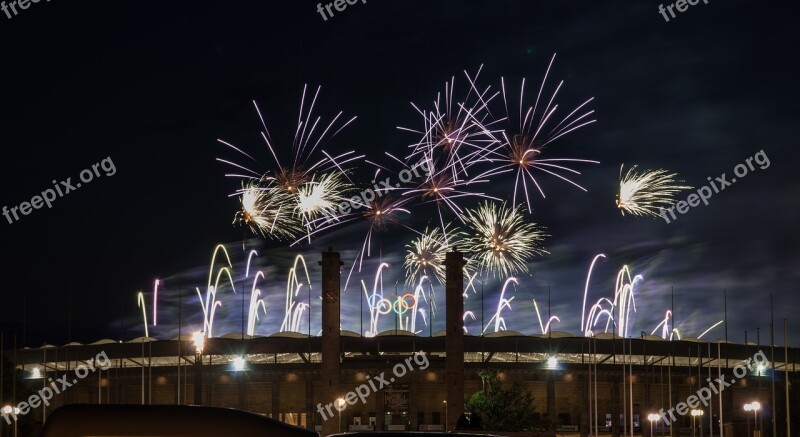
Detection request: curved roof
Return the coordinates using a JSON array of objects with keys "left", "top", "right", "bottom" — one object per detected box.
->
[
  {"left": 485, "top": 330, "right": 525, "bottom": 337},
  {"left": 376, "top": 329, "right": 417, "bottom": 337}
]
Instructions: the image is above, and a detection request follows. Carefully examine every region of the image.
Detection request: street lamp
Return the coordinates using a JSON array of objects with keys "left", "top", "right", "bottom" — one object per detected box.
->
[
  {"left": 546, "top": 356, "right": 558, "bottom": 369},
  {"left": 443, "top": 400, "right": 448, "bottom": 431},
  {"left": 232, "top": 356, "right": 246, "bottom": 372},
  {"left": 336, "top": 398, "right": 346, "bottom": 432},
  {"left": 745, "top": 402, "right": 761, "bottom": 435},
  {"left": 2, "top": 406, "right": 20, "bottom": 437},
  {"left": 691, "top": 409, "right": 703, "bottom": 437},
  {"left": 192, "top": 331, "right": 205, "bottom": 354},
  {"left": 192, "top": 331, "right": 205, "bottom": 405},
  {"left": 647, "top": 413, "right": 660, "bottom": 437}
]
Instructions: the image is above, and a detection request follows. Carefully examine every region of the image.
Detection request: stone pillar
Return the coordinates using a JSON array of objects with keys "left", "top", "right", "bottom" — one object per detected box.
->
[
  {"left": 320, "top": 249, "right": 342, "bottom": 436},
  {"left": 445, "top": 251, "right": 465, "bottom": 431}
]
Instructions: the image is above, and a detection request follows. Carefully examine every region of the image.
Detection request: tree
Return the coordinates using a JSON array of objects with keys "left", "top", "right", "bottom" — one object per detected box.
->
[{"left": 466, "top": 369, "right": 537, "bottom": 431}]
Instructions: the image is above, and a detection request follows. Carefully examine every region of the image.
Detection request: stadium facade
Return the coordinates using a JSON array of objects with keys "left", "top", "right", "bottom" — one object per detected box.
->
[{"left": 5, "top": 250, "right": 799, "bottom": 437}]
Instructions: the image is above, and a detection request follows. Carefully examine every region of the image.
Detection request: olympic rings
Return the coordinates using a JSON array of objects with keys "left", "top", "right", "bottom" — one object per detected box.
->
[{"left": 368, "top": 293, "right": 418, "bottom": 315}]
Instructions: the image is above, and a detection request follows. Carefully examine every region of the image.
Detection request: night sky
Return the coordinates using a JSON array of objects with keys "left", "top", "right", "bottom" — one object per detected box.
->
[{"left": 1, "top": 1, "right": 798, "bottom": 347}]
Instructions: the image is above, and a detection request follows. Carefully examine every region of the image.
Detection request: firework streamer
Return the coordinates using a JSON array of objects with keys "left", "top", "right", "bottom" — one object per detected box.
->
[
  {"left": 603, "top": 265, "right": 642, "bottom": 337},
  {"left": 281, "top": 255, "right": 312, "bottom": 333},
  {"left": 616, "top": 164, "right": 692, "bottom": 217},
  {"left": 195, "top": 244, "right": 237, "bottom": 338},
  {"left": 361, "top": 262, "right": 390, "bottom": 337},
  {"left": 580, "top": 254, "right": 606, "bottom": 334},
  {"left": 244, "top": 250, "right": 268, "bottom": 336},
  {"left": 532, "top": 298, "right": 561, "bottom": 335},
  {"left": 463, "top": 311, "right": 476, "bottom": 334},
  {"left": 697, "top": 320, "right": 724, "bottom": 339},
  {"left": 137, "top": 292, "right": 149, "bottom": 338},
  {"left": 152, "top": 279, "right": 160, "bottom": 327},
  {"left": 483, "top": 278, "right": 517, "bottom": 333},
  {"left": 651, "top": 310, "right": 673, "bottom": 339}
]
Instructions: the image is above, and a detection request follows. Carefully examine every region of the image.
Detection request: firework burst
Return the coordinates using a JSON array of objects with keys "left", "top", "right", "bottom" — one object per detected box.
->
[
  {"left": 233, "top": 178, "right": 302, "bottom": 240},
  {"left": 397, "top": 66, "right": 501, "bottom": 179},
  {"left": 616, "top": 164, "right": 692, "bottom": 217},
  {"left": 476, "top": 54, "right": 598, "bottom": 213},
  {"left": 218, "top": 85, "right": 363, "bottom": 243},
  {"left": 404, "top": 225, "right": 462, "bottom": 286},
  {"left": 296, "top": 172, "right": 351, "bottom": 227},
  {"left": 462, "top": 201, "right": 548, "bottom": 278}
]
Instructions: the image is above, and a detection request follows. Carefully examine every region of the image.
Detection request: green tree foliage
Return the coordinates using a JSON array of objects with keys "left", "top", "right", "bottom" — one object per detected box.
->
[{"left": 466, "top": 369, "right": 537, "bottom": 431}]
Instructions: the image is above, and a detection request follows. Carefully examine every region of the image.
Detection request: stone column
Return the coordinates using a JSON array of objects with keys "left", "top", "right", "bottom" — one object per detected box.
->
[
  {"left": 320, "top": 249, "right": 343, "bottom": 436},
  {"left": 445, "top": 251, "right": 465, "bottom": 431}
]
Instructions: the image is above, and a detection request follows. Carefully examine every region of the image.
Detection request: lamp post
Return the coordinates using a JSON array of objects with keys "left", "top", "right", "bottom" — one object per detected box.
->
[
  {"left": 2, "top": 406, "right": 19, "bottom": 437},
  {"left": 647, "top": 413, "right": 660, "bottom": 437},
  {"left": 192, "top": 331, "right": 204, "bottom": 405},
  {"left": 443, "top": 400, "right": 448, "bottom": 431},
  {"left": 745, "top": 402, "right": 761, "bottom": 436},
  {"left": 691, "top": 409, "right": 703, "bottom": 437},
  {"left": 336, "top": 398, "right": 345, "bottom": 433}
]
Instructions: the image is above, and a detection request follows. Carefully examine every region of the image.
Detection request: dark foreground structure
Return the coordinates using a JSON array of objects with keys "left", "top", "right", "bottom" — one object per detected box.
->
[
  {"left": 39, "top": 404, "right": 318, "bottom": 437},
  {"left": 3, "top": 250, "right": 799, "bottom": 437}
]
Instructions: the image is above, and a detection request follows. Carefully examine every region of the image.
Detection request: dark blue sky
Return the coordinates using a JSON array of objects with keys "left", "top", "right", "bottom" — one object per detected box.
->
[{"left": 0, "top": 1, "right": 797, "bottom": 346}]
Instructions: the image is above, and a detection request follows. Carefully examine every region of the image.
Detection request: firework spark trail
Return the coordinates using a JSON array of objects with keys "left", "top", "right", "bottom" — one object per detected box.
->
[
  {"left": 531, "top": 298, "right": 561, "bottom": 335},
  {"left": 473, "top": 54, "right": 598, "bottom": 213},
  {"left": 245, "top": 250, "right": 267, "bottom": 336},
  {"left": 616, "top": 164, "right": 692, "bottom": 217},
  {"left": 137, "top": 292, "right": 149, "bottom": 338},
  {"left": 463, "top": 201, "right": 548, "bottom": 278},
  {"left": 463, "top": 311, "right": 476, "bottom": 334},
  {"left": 697, "top": 320, "right": 724, "bottom": 339},
  {"left": 361, "top": 262, "right": 390, "bottom": 337},
  {"left": 580, "top": 254, "right": 607, "bottom": 334},
  {"left": 281, "top": 255, "right": 312, "bottom": 333},
  {"left": 651, "top": 310, "right": 673, "bottom": 339},
  {"left": 152, "top": 279, "right": 160, "bottom": 327},
  {"left": 606, "top": 265, "right": 642, "bottom": 337},
  {"left": 195, "top": 244, "right": 237, "bottom": 338},
  {"left": 483, "top": 278, "right": 517, "bottom": 333}
]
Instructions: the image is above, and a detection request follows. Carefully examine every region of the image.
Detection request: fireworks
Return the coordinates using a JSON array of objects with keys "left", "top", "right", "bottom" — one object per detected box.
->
[
  {"left": 462, "top": 201, "right": 548, "bottom": 278},
  {"left": 616, "top": 164, "right": 692, "bottom": 217},
  {"left": 218, "top": 85, "right": 363, "bottom": 243},
  {"left": 233, "top": 179, "right": 302, "bottom": 241},
  {"left": 398, "top": 66, "right": 500, "bottom": 179},
  {"left": 404, "top": 225, "right": 461, "bottom": 286},
  {"left": 296, "top": 172, "right": 351, "bottom": 228},
  {"left": 476, "top": 54, "right": 598, "bottom": 213}
]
